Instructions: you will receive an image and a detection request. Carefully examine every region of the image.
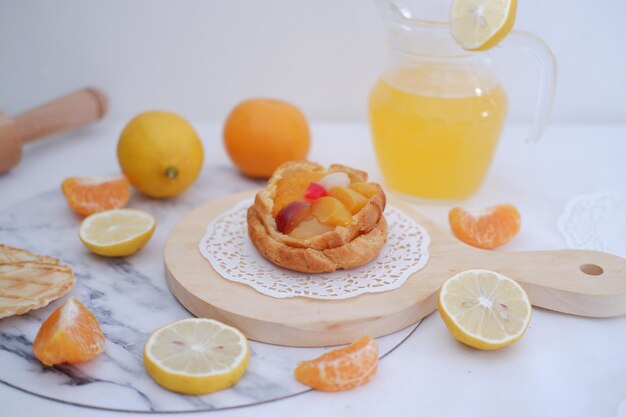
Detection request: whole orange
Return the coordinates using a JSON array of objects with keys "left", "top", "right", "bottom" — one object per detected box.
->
[{"left": 224, "top": 99, "right": 310, "bottom": 178}]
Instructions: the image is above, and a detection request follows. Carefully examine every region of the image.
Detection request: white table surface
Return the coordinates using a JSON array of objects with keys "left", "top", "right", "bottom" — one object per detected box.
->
[{"left": 1, "top": 121, "right": 625, "bottom": 417}]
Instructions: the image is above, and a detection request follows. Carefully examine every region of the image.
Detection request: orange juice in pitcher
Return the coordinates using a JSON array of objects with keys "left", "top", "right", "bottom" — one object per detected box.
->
[
  {"left": 369, "top": 0, "right": 555, "bottom": 200},
  {"left": 370, "top": 66, "right": 508, "bottom": 199}
]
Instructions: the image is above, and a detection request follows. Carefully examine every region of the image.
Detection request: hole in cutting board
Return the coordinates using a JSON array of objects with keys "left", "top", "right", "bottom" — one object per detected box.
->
[{"left": 579, "top": 264, "right": 604, "bottom": 276}]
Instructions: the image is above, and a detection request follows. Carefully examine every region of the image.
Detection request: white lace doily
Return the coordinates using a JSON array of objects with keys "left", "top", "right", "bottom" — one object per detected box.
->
[
  {"left": 198, "top": 198, "right": 430, "bottom": 299},
  {"left": 558, "top": 191, "right": 626, "bottom": 258}
]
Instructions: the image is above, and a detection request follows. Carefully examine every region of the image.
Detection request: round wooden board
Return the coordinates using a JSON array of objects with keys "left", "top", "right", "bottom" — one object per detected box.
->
[
  {"left": 164, "top": 191, "right": 448, "bottom": 347},
  {"left": 164, "top": 191, "right": 626, "bottom": 347}
]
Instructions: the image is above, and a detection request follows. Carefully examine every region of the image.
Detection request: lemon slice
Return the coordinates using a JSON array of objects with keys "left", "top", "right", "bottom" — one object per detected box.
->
[
  {"left": 79, "top": 208, "right": 156, "bottom": 257},
  {"left": 438, "top": 269, "right": 531, "bottom": 350},
  {"left": 144, "top": 318, "right": 250, "bottom": 395},
  {"left": 450, "top": 0, "right": 517, "bottom": 51}
]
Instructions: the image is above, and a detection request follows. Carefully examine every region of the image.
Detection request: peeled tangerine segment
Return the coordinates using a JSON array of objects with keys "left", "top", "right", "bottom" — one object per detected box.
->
[
  {"left": 289, "top": 217, "right": 334, "bottom": 239},
  {"left": 33, "top": 297, "right": 105, "bottom": 366},
  {"left": 311, "top": 196, "right": 352, "bottom": 227},
  {"left": 61, "top": 176, "right": 131, "bottom": 216},
  {"left": 294, "top": 336, "right": 379, "bottom": 392},
  {"left": 449, "top": 204, "right": 520, "bottom": 249}
]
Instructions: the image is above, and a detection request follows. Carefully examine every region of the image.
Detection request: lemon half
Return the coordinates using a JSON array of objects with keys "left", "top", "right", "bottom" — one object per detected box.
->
[
  {"left": 79, "top": 208, "right": 156, "bottom": 257},
  {"left": 438, "top": 269, "right": 531, "bottom": 350},
  {"left": 144, "top": 318, "right": 250, "bottom": 395},
  {"left": 450, "top": 0, "right": 517, "bottom": 51}
]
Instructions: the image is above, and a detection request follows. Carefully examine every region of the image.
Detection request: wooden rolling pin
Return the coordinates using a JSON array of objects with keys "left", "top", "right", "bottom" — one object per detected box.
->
[{"left": 0, "top": 88, "right": 108, "bottom": 173}]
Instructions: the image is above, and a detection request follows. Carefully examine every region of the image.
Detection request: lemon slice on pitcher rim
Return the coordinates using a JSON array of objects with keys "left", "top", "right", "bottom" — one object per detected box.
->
[
  {"left": 144, "top": 318, "right": 250, "bottom": 395},
  {"left": 450, "top": 0, "right": 517, "bottom": 51},
  {"left": 79, "top": 208, "right": 156, "bottom": 257},
  {"left": 438, "top": 269, "right": 531, "bottom": 350}
]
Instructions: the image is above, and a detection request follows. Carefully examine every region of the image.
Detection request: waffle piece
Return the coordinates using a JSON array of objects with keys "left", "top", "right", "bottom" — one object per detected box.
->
[
  {"left": 0, "top": 245, "right": 75, "bottom": 319},
  {"left": 0, "top": 244, "right": 60, "bottom": 265},
  {"left": 0, "top": 262, "right": 75, "bottom": 319}
]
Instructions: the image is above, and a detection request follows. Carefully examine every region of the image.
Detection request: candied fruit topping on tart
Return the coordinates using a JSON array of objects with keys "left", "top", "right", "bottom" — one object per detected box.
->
[
  {"left": 272, "top": 171, "right": 322, "bottom": 215},
  {"left": 304, "top": 183, "right": 327, "bottom": 201},
  {"left": 349, "top": 182, "right": 379, "bottom": 198},
  {"left": 275, "top": 201, "right": 312, "bottom": 234},
  {"left": 289, "top": 217, "right": 334, "bottom": 240},
  {"left": 272, "top": 169, "right": 381, "bottom": 238},
  {"left": 328, "top": 186, "right": 368, "bottom": 214},
  {"left": 248, "top": 161, "right": 387, "bottom": 273},
  {"left": 318, "top": 172, "right": 350, "bottom": 190},
  {"left": 311, "top": 196, "right": 352, "bottom": 227}
]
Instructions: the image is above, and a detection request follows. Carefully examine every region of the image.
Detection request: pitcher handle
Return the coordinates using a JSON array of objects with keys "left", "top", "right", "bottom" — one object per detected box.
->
[{"left": 497, "top": 31, "right": 557, "bottom": 143}]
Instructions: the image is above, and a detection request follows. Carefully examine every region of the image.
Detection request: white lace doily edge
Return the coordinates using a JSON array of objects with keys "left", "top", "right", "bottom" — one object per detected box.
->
[{"left": 197, "top": 198, "right": 431, "bottom": 300}]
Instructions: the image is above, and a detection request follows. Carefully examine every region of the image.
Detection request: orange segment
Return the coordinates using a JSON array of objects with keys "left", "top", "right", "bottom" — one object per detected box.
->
[
  {"left": 311, "top": 196, "right": 352, "bottom": 227},
  {"left": 275, "top": 171, "right": 321, "bottom": 195},
  {"left": 273, "top": 171, "right": 322, "bottom": 215},
  {"left": 33, "top": 297, "right": 105, "bottom": 366},
  {"left": 449, "top": 204, "right": 521, "bottom": 249},
  {"left": 273, "top": 190, "right": 304, "bottom": 216},
  {"left": 349, "top": 182, "right": 379, "bottom": 198},
  {"left": 328, "top": 186, "right": 368, "bottom": 214},
  {"left": 61, "top": 176, "right": 131, "bottom": 216},
  {"left": 294, "top": 336, "right": 379, "bottom": 392}
]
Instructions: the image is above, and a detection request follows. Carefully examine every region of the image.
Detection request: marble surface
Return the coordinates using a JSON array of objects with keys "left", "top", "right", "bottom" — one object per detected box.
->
[
  {"left": 0, "top": 177, "right": 419, "bottom": 412},
  {"left": 1, "top": 122, "right": 626, "bottom": 417}
]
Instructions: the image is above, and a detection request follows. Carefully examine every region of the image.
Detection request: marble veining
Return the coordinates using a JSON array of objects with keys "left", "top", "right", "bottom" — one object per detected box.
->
[{"left": 0, "top": 166, "right": 419, "bottom": 412}]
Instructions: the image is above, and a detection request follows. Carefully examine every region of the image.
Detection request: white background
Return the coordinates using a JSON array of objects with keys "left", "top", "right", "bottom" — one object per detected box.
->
[{"left": 1, "top": 0, "right": 625, "bottom": 124}]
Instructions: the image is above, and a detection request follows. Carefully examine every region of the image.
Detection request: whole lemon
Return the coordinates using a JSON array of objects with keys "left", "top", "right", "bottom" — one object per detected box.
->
[
  {"left": 118, "top": 111, "right": 204, "bottom": 198},
  {"left": 223, "top": 99, "right": 310, "bottom": 178}
]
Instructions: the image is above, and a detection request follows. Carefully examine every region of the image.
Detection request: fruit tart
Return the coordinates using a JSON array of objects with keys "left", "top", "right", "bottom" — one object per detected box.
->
[{"left": 247, "top": 161, "right": 387, "bottom": 273}]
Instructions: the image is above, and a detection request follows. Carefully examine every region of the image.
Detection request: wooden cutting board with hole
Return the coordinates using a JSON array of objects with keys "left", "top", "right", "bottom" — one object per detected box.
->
[{"left": 164, "top": 191, "right": 626, "bottom": 347}]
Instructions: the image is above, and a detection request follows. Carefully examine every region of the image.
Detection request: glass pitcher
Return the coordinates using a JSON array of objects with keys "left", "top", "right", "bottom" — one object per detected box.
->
[{"left": 369, "top": 0, "right": 556, "bottom": 200}]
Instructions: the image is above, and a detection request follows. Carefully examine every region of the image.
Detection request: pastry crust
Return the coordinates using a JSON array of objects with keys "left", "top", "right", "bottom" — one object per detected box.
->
[{"left": 247, "top": 161, "right": 388, "bottom": 273}]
